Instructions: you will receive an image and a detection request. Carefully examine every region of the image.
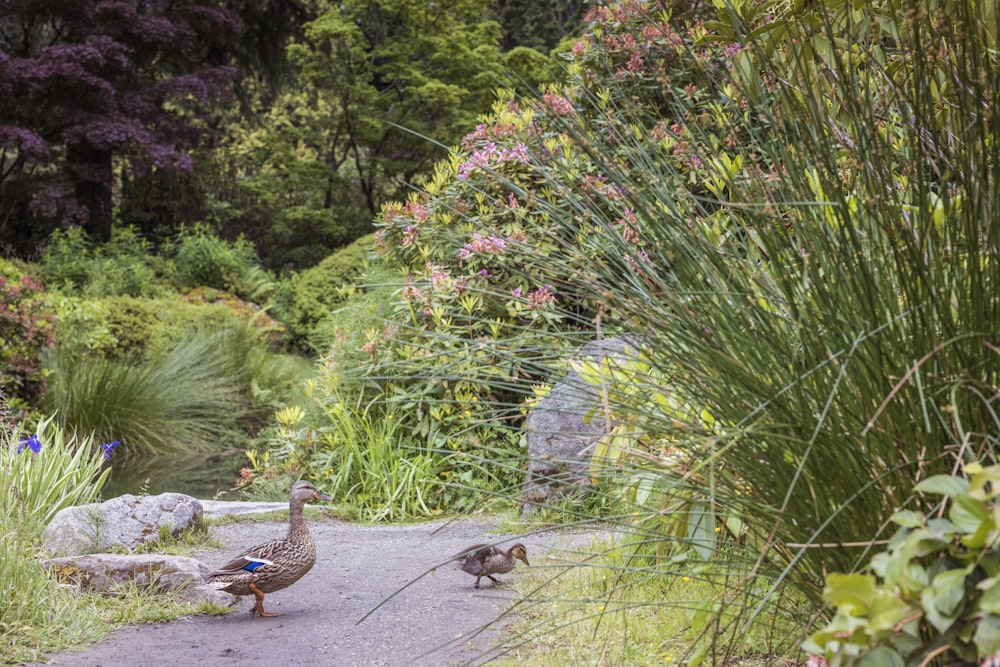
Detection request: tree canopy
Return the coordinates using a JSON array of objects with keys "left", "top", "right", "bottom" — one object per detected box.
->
[{"left": 0, "top": 0, "right": 240, "bottom": 251}]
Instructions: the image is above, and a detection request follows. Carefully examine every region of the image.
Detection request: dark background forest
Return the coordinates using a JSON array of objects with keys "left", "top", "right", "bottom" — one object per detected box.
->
[{"left": 0, "top": 0, "right": 584, "bottom": 269}]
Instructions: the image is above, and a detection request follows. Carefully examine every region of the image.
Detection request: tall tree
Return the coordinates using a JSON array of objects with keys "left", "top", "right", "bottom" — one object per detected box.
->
[
  {"left": 0, "top": 0, "right": 239, "bottom": 250},
  {"left": 290, "top": 0, "right": 507, "bottom": 214},
  {"left": 215, "top": 0, "right": 512, "bottom": 268},
  {"left": 488, "top": 0, "right": 584, "bottom": 52}
]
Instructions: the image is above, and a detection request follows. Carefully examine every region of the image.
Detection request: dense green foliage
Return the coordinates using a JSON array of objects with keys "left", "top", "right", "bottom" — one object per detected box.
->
[
  {"left": 34, "top": 224, "right": 313, "bottom": 457},
  {"left": 210, "top": 0, "right": 567, "bottom": 270},
  {"left": 489, "top": 0, "right": 585, "bottom": 52},
  {"left": 272, "top": 234, "right": 375, "bottom": 346},
  {"left": 279, "top": 0, "right": 1000, "bottom": 663},
  {"left": 806, "top": 465, "right": 1000, "bottom": 665},
  {"left": 6, "top": 0, "right": 1000, "bottom": 663}
]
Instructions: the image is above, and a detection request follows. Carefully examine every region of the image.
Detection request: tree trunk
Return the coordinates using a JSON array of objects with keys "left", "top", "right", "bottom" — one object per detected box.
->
[{"left": 67, "top": 144, "right": 114, "bottom": 243}]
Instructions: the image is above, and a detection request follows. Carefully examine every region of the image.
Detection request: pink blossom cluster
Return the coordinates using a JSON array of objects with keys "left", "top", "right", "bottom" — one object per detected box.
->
[
  {"left": 461, "top": 121, "right": 520, "bottom": 150},
  {"left": 429, "top": 263, "right": 451, "bottom": 288},
  {"left": 401, "top": 225, "right": 419, "bottom": 247},
  {"left": 526, "top": 284, "right": 556, "bottom": 310},
  {"left": 581, "top": 173, "right": 627, "bottom": 201},
  {"left": 459, "top": 233, "right": 508, "bottom": 260},
  {"left": 615, "top": 207, "right": 641, "bottom": 244},
  {"left": 541, "top": 92, "right": 576, "bottom": 117},
  {"left": 457, "top": 141, "right": 531, "bottom": 180}
]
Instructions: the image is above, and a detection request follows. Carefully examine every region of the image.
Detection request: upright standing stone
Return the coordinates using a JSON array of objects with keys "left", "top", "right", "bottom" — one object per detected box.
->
[{"left": 520, "top": 336, "right": 644, "bottom": 514}]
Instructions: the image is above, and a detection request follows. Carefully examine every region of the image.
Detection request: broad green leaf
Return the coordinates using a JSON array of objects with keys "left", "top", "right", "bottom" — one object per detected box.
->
[
  {"left": 975, "top": 613, "right": 1000, "bottom": 656},
  {"left": 979, "top": 577, "right": 1000, "bottom": 614},
  {"left": 857, "top": 646, "right": 905, "bottom": 667},
  {"left": 950, "top": 494, "right": 991, "bottom": 534},
  {"left": 889, "top": 510, "right": 924, "bottom": 528},
  {"left": 921, "top": 569, "right": 967, "bottom": 634},
  {"left": 867, "top": 591, "right": 911, "bottom": 635},
  {"left": 687, "top": 499, "right": 716, "bottom": 561},
  {"left": 899, "top": 562, "right": 929, "bottom": 594},
  {"left": 824, "top": 573, "right": 877, "bottom": 609},
  {"left": 914, "top": 474, "right": 970, "bottom": 496},
  {"left": 968, "top": 464, "right": 1000, "bottom": 500},
  {"left": 930, "top": 568, "right": 968, "bottom": 616},
  {"left": 634, "top": 473, "right": 656, "bottom": 507}
]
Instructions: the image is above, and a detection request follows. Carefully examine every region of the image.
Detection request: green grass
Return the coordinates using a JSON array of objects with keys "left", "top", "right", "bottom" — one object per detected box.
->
[
  {"left": 91, "top": 578, "right": 232, "bottom": 625},
  {"left": 489, "top": 537, "right": 803, "bottom": 667}
]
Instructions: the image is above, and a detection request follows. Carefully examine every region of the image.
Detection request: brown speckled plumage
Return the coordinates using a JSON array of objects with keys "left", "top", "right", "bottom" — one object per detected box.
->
[
  {"left": 207, "top": 480, "right": 331, "bottom": 617},
  {"left": 456, "top": 543, "right": 529, "bottom": 588}
]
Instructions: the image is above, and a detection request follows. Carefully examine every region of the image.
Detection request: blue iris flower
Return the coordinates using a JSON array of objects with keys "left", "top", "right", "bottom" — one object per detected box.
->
[
  {"left": 16, "top": 435, "right": 41, "bottom": 455},
  {"left": 100, "top": 441, "right": 120, "bottom": 460}
]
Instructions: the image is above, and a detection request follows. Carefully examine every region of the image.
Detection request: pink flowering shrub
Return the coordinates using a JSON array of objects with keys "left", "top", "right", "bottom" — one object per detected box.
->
[
  {"left": 364, "top": 0, "right": 753, "bottom": 470},
  {"left": 0, "top": 260, "right": 56, "bottom": 416}
]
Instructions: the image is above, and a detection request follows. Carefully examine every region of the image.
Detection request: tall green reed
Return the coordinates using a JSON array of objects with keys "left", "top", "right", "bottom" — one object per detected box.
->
[{"left": 492, "top": 0, "right": 1000, "bottom": 657}]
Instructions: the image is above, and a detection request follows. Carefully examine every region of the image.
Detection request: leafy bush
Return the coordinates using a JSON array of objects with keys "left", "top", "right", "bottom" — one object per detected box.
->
[
  {"left": 271, "top": 234, "right": 376, "bottom": 346},
  {"left": 284, "top": 0, "right": 1000, "bottom": 662},
  {"left": 307, "top": 261, "right": 400, "bottom": 385},
  {"left": 170, "top": 223, "right": 273, "bottom": 299},
  {"left": 42, "top": 226, "right": 167, "bottom": 298},
  {"left": 805, "top": 464, "right": 1000, "bottom": 666},
  {"left": 0, "top": 259, "right": 56, "bottom": 413}
]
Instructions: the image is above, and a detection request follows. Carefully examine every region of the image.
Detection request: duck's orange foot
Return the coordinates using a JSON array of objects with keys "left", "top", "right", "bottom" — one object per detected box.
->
[
  {"left": 252, "top": 607, "right": 284, "bottom": 618},
  {"left": 248, "top": 582, "right": 283, "bottom": 618}
]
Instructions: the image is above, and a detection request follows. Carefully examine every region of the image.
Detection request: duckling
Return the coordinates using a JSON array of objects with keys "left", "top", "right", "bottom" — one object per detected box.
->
[
  {"left": 456, "top": 543, "right": 529, "bottom": 588},
  {"left": 206, "top": 480, "right": 331, "bottom": 617}
]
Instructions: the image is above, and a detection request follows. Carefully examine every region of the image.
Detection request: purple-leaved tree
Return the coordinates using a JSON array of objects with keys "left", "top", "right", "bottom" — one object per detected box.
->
[{"left": 0, "top": 0, "right": 239, "bottom": 246}]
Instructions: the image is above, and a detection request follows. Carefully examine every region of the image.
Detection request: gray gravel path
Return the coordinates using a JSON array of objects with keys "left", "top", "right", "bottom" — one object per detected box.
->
[{"left": 30, "top": 513, "right": 594, "bottom": 667}]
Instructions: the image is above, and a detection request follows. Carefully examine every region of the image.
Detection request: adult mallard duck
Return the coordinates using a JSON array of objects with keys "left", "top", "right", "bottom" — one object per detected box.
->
[
  {"left": 456, "top": 543, "right": 529, "bottom": 588},
  {"left": 206, "top": 480, "right": 331, "bottom": 617}
]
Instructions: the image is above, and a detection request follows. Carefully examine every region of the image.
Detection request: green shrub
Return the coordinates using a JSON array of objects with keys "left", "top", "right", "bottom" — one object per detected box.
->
[
  {"left": 307, "top": 261, "right": 401, "bottom": 385},
  {"left": 40, "top": 226, "right": 91, "bottom": 291},
  {"left": 170, "top": 224, "right": 273, "bottom": 299},
  {"left": 50, "top": 292, "right": 282, "bottom": 362},
  {"left": 42, "top": 226, "right": 166, "bottom": 298},
  {"left": 273, "top": 234, "right": 376, "bottom": 345},
  {"left": 805, "top": 464, "right": 1000, "bottom": 666},
  {"left": 0, "top": 259, "right": 56, "bottom": 413}
]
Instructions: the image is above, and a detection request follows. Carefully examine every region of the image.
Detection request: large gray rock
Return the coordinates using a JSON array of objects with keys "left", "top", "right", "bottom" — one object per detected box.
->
[
  {"left": 46, "top": 553, "right": 236, "bottom": 607},
  {"left": 521, "top": 336, "right": 644, "bottom": 514},
  {"left": 44, "top": 493, "right": 203, "bottom": 557}
]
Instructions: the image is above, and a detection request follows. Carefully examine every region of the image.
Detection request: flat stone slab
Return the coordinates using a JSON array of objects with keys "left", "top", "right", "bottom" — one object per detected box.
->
[{"left": 46, "top": 553, "right": 235, "bottom": 607}]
